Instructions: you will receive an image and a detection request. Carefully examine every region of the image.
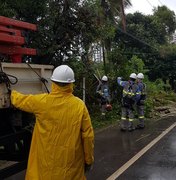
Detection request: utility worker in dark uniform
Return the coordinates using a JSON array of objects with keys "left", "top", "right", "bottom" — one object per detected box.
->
[
  {"left": 96, "top": 75, "right": 111, "bottom": 117},
  {"left": 136, "top": 73, "right": 146, "bottom": 129},
  {"left": 117, "top": 73, "right": 140, "bottom": 131}
]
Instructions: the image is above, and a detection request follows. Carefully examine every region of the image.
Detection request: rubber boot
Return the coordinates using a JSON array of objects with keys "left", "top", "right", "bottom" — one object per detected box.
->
[
  {"left": 120, "top": 120, "right": 128, "bottom": 131},
  {"left": 136, "top": 119, "right": 145, "bottom": 129},
  {"left": 128, "top": 121, "right": 135, "bottom": 132}
]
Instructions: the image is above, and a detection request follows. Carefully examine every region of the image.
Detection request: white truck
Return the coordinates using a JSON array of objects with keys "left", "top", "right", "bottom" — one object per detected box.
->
[{"left": 0, "top": 62, "right": 53, "bottom": 179}]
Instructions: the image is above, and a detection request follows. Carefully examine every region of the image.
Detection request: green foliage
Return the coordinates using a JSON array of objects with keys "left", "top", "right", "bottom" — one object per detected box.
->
[
  {"left": 126, "top": 55, "right": 146, "bottom": 74},
  {"left": 125, "top": 12, "right": 168, "bottom": 46},
  {"left": 144, "top": 78, "right": 174, "bottom": 117},
  {"left": 164, "top": 92, "right": 176, "bottom": 102},
  {"left": 0, "top": 1, "right": 16, "bottom": 17},
  {"left": 98, "top": 21, "right": 116, "bottom": 41},
  {"left": 147, "top": 79, "right": 167, "bottom": 94},
  {"left": 107, "top": 47, "right": 128, "bottom": 74},
  {"left": 91, "top": 103, "right": 121, "bottom": 129},
  {"left": 0, "top": 0, "right": 103, "bottom": 65},
  {"left": 159, "top": 44, "right": 176, "bottom": 57},
  {"left": 0, "top": 0, "right": 47, "bottom": 22},
  {"left": 153, "top": 6, "right": 176, "bottom": 35},
  {"left": 147, "top": 45, "right": 176, "bottom": 90},
  {"left": 144, "top": 98, "right": 154, "bottom": 118}
]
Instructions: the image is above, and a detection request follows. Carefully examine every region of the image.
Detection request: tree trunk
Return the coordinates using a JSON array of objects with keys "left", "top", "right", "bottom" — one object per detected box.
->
[{"left": 120, "top": 0, "right": 126, "bottom": 32}]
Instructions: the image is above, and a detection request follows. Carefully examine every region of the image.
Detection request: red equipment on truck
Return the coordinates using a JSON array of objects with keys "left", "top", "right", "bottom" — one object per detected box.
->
[{"left": 0, "top": 16, "right": 37, "bottom": 63}]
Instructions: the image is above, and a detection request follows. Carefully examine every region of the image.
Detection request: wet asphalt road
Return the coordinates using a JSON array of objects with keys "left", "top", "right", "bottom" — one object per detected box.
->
[
  {"left": 118, "top": 126, "right": 176, "bottom": 180},
  {"left": 86, "top": 115, "right": 176, "bottom": 180}
]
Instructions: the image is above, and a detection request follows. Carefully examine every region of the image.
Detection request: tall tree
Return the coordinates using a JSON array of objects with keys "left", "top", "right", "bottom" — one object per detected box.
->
[
  {"left": 153, "top": 6, "right": 176, "bottom": 36},
  {"left": 97, "top": 0, "right": 131, "bottom": 73},
  {"left": 0, "top": 0, "right": 102, "bottom": 65}
]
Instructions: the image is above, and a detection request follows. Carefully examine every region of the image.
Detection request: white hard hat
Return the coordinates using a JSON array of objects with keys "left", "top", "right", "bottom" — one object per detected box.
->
[
  {"left": 137, "top": 73, "right": 144, "bottom": 79},
  {"left": 102, "top": 75, "right": 108, "bottom": 81},
  {"left": 51, "top": 65, "right": 75, "bottom": 83},
  {"left": 129, "top": 73, "right": 137, "bottom": 79}
]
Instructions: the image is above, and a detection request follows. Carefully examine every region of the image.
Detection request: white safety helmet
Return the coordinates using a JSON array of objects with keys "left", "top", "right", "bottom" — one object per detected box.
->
[
  {"left": 102, "top": 75, "right": 108, "bottom": 81},
  {"left": 51, "top": 65, "right": 75, "bottom": 83},
  {"left": 137, "top": 73, "right": 144, "bottom": 79},
  {"left": 129, "top": 73, "right": 137, "bottom": 79}
]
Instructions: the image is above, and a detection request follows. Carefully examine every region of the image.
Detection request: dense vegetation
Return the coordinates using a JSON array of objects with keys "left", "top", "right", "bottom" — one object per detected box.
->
[{"left": 1, "top": 0, "right": 176, "bottom": 128}]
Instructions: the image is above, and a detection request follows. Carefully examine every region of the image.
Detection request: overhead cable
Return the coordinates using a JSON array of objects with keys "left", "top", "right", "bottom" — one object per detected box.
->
[
  {"left": 158, "top": 0, "right": 163, "bottom": 5},
  {"left": 146, "top": 0, "right": 154, "bottom": 8},
  {"left": 117, "top": 28, "right": 158, "bottom": 51}
]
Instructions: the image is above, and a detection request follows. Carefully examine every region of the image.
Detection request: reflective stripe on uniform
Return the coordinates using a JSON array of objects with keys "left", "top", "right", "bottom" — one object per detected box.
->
[
  {"left": 123, "top": 90, "right": 135, "bottom": 96},
  {"left": 129, "top": 118, "right": 134, "bottom": 122},
  {"left": 136, "top": 92, "right": 141, "bottom": 95},
  {"left": 121, "top": 117, "right": 126, "bottom": 120},
  {"left": 139, "top": 116, "right": 144, "bottom": 119},
  {"left": 123, "top": 90, "right": 128, "bottom": 94}
]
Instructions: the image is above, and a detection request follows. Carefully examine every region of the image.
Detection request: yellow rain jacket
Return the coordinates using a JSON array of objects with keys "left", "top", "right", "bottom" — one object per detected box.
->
[{"left": 11, "top": 83, "right": 94, "bottom": 180}]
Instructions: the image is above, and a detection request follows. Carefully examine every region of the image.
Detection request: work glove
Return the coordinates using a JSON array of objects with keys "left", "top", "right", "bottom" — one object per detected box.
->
[
  {"left": 85, "top": 163, "right": 93, "bottom": 173},
  {"left": 97, "top": 91, "right": 103, "bottom": 96}
]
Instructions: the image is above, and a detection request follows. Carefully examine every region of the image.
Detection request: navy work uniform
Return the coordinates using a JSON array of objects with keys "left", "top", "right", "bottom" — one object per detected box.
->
[
  {"left": 136, "top": 80, "right": 146, "bottom": 129},
  {"left": 96, "top": 79, "right": 110, "bottom": 117},
  {"left": 117, "top": 77, "right": 140, "bottom": 131}
]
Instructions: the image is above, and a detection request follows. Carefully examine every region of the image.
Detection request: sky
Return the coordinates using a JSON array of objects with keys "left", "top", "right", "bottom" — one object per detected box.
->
[{"left": 125, "top": 0, "right": 176, "bottom": 15}]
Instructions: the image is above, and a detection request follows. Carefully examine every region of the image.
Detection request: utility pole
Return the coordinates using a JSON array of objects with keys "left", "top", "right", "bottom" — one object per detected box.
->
[{"left": 120, "top": 0, "right": 126, "bottom": 32}]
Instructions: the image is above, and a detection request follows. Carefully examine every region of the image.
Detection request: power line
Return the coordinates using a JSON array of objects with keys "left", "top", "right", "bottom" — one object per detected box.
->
[
  {"left": 145, "top": 0, "right": 154, "bottom": 8},
  {"left": 117, "top": 28, "right": 158, "bottom": 51},
  {"left": 158, "top": 0, "right": 163, "bottom": 5}
]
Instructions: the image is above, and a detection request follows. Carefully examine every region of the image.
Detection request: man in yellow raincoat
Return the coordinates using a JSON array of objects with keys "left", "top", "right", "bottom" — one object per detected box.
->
[{"left": 11, "top": 65, "right": 94, "bottom": 180}]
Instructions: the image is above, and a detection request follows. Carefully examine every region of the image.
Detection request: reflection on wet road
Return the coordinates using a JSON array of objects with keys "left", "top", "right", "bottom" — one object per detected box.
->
[
  {"left": 118, "top": 124, "right": 176, "bottom": 180},
  {"left": 87, "top": 116, "right": 176, "bottom": 180}
]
